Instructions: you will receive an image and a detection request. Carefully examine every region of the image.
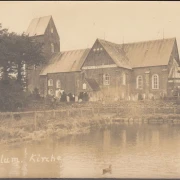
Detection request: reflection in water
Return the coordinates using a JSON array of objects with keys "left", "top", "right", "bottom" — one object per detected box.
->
[
  {"left": 21, "top": 148, "right": 28, "bottom": 177},
  {"left": 0, "top": 123, "right": 180, "bottom": 178},
  {"left": 121, "top": 129, "right": 126, "bottom": 147},
  {"left": 9, "top": 160, "right": 20, "bottom": 177}
]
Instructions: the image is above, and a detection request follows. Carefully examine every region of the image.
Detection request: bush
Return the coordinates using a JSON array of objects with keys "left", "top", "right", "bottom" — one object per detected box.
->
[{"left": 0, "top": 79, "right": 30, "bottom": 111}]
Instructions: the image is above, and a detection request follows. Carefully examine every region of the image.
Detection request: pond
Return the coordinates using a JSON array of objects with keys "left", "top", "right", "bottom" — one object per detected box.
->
[{"left": 0, "top": 123, "right": 180, "bottom": 178}]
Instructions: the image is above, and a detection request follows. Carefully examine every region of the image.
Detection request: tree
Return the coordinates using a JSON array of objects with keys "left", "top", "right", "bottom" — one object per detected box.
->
[
  {"left": 0, "top": 24, "right": 46, "bottom": 87},
  {"left": 0, "top": 78, "right": 29, "bottom": 111},
  {"left": 8, "top": 33, "right": 46, "bottom": 88},
  {"left": 0, "top": 24, "right": 47, "bottom": 111},
  {"left": 0, "top": 25, "right": 16, "bottom": 81}
]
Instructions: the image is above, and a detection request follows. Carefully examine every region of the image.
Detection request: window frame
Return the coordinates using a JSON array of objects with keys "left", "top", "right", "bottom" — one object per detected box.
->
[
  {"left": 122, "top": 73, "right": 126, "bottom": 85},
  {"left": 51, "top": 43, "right": 54, "bottom": 53},
  {"left": 51, "top": 28, "right": 54, "bottom": 33},
  {"left": 152, "top": 74, "right": 159, "bottom": 89},
  {"left": 56, "top": 80, "right": 61, "bottom": 89},
  {"left": 103, "top": 74, "right": 110, "bottom": 85},
  {"left": 83, "top": 83, "right": 87, "bottom": 90},
  {"left": 136, "top": 75, "right": 143, "bottom": 89},
  {"left": 48, "top": 79, "right": 53, "bottom": 86}
]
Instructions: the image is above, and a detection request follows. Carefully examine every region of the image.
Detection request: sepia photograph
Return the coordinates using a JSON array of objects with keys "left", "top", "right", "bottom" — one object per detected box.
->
[{"left": 0, "top": 1, "right": 180, "bottom": 178}]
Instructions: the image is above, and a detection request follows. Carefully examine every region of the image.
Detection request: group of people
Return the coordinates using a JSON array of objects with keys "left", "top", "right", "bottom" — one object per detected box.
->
[{"left": 49, "top": 91, "right": 90, "bottom": 107}]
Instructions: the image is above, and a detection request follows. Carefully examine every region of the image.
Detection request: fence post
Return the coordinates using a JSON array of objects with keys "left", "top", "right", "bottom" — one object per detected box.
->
[
  {"left": 116, "top": 107, "right": 118, "bottom": 115},
  {"left": 174, "top": 107, "right": 176, "bottom": 114},
  {"left": 34, "top": 111, "right": 37, "bottom": 130},
  {"left": 66, "top": 109, "right": 69, "bottom": 117},
  {"left": 53, "top": 110, "right": 56, "bottom": 119},
  {"left": 80, "top": 108, "right": 83, "bottom": 117},
  {"left": 11, "top": 112, "right": 14, "bottom": 121},
  {"left": 92, "top": 108, "right": 94, "bottom": 116},
  {"left": 98, "top": 108, "right": 100, "bottom": 116},
  {"left": 134, "top": 107, "right": 137, "bottom": 116}
]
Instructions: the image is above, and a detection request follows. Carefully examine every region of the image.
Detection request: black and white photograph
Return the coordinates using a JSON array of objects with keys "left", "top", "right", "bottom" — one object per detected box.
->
[{"left": 0, "top": 1, "right": 180, "bottom": 178}]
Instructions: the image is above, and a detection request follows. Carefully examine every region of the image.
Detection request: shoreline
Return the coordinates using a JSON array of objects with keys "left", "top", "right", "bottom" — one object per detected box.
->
[{"left": 1, "top": 112, "right": 180, "bottom": 147}]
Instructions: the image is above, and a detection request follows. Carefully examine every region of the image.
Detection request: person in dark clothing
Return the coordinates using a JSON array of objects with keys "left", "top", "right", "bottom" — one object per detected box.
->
[
  {"left": 60, "top": 91, "right": 67, "bottom": 102},
  {"left": 78, "top": 92, "right": 84, "bottom": 101},
  {"left": 84, "top": 92, "right": 89, "bottom": 101},
  {"left": 138, "top": 93, "right": 143, "bottom": 100},
  {"left": 51, "top": 96, "right": 57, "bottom": 109},
  {"left": 68, "top": 93, "right": 75, "bottom": 102}
]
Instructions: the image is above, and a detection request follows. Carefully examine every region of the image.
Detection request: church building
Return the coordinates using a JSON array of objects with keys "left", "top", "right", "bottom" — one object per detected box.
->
[{"left": 26, "top": 15, "right": 180, "bottom": 101}]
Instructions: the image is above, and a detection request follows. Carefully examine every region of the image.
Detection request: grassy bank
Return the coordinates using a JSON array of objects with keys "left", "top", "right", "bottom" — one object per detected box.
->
[
  {"left": 1, "top": 111, "right": 180, "bottom": 147},
  {"left": 1, "top": 99, "right": 180, "bottom": 146}
]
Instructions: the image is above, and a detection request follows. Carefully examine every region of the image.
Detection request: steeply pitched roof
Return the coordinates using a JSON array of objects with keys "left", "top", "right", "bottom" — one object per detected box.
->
[
  {"left": 40, "top": 48, "right": 90, "bottom": 75},
  {"left": 85, "top": 78, "right": 100, "bottom": 91},
  {"left": 26, "top": 15, "right": 52, "bottom": 37},
  {"left": 98, "top": 39, "right": 132, "bottom": 69},
  {"left": 98, "top": 38, "right": 176, "bottom": 68}
]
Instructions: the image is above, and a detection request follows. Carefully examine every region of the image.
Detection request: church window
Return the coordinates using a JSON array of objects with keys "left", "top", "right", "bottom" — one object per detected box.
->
[
  {"left": 51, "top": 43, "right": 54, "bottom": 53},
  {"left": 56, "top": 80, "right": 61, "bottom": 88},
  {"left": 152, "top": 74, "right": 159, "bottom": 89},
  {"left": 103, "top": 74, "right": 110, "bottom": 85},
  {"left": 51, "top": 28, "right": 53, "bottom": 33},
  {"left": 83, "top": 83, "right": 87, "bottom": 90},
  {"left": 137, "top": 75, "right": 143, "bottom": 89},
  {"left": 48, "top": 79, "right": 53, "bottom": 86},
  {"left": 122, "top": 73, "right": 126, "bottom": 85}
]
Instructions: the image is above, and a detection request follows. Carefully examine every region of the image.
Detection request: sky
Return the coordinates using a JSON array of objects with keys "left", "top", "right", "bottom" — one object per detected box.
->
[{"left": 0, "top": 1, "right": 180, "bottom": 51}]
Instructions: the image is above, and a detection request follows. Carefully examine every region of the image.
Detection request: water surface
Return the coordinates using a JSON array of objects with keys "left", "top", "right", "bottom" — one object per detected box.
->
[{"left": 0, "top": 123, "right": 180, "bottom": 178}]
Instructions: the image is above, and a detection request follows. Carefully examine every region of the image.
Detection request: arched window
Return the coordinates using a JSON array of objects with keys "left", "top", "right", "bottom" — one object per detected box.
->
[
  {"left": 83, "top": 83, "right": 87, "bottom": 90},
  {"left": 122, "top": 73, "right": 126, "bottom": 85},
  {"left": 152, "top": 74, "right": 159, "bottom": 89},
  {"left": 48, "top": 79, "right": 53, "bottom": 86},
  {"left": 137, "top": 75, "right": 143, "bottom": 89},
  {"left": 103, "top": 74, "right": 110, "bottom": 85},
  {"left": 51, "top": 43, "right": 54, "bottom": 53},
  {"left": 48, "top": 89, "right": 54, "bottom": 96},
  {"left": 56, "top": 80, "right": 61, "bottom": 88},
  {"left": 51, "top": 28, "right": 53, "bottom": 33}
]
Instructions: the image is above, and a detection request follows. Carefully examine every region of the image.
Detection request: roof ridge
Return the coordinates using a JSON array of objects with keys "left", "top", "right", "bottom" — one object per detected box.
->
[
  {"left": 120, "top": 37, "right": 176, "bottom": 46},
  {"left": 98, "top": 37, "right": 176, "bottom": 46},
  {"left": 61, "top": 48, "right": 90, "bottom": 53},
  {"left": 97, "top": 38, "right": 119, "bottom": 46},
  {"left": 32, "top": 15, "right": 52, "bottom": 20}
]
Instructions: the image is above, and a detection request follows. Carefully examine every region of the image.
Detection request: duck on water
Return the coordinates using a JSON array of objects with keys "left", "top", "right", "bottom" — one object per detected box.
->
[{"left": 102, "top": 165, "right": 112, "bottom": 175}]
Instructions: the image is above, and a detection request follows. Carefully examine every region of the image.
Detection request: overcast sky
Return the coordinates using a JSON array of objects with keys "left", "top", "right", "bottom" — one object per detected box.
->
[{"left": 0, "top": 1, "right": 180, "bottom": 51}]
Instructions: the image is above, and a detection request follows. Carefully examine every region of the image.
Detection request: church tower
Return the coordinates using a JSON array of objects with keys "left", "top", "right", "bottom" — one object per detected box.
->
[
  {"left": 25, "top": 15, "right": 60, "bottom": 92},
  {"left": 26, "top": 15, "right": 60, "bottom": 57}
]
